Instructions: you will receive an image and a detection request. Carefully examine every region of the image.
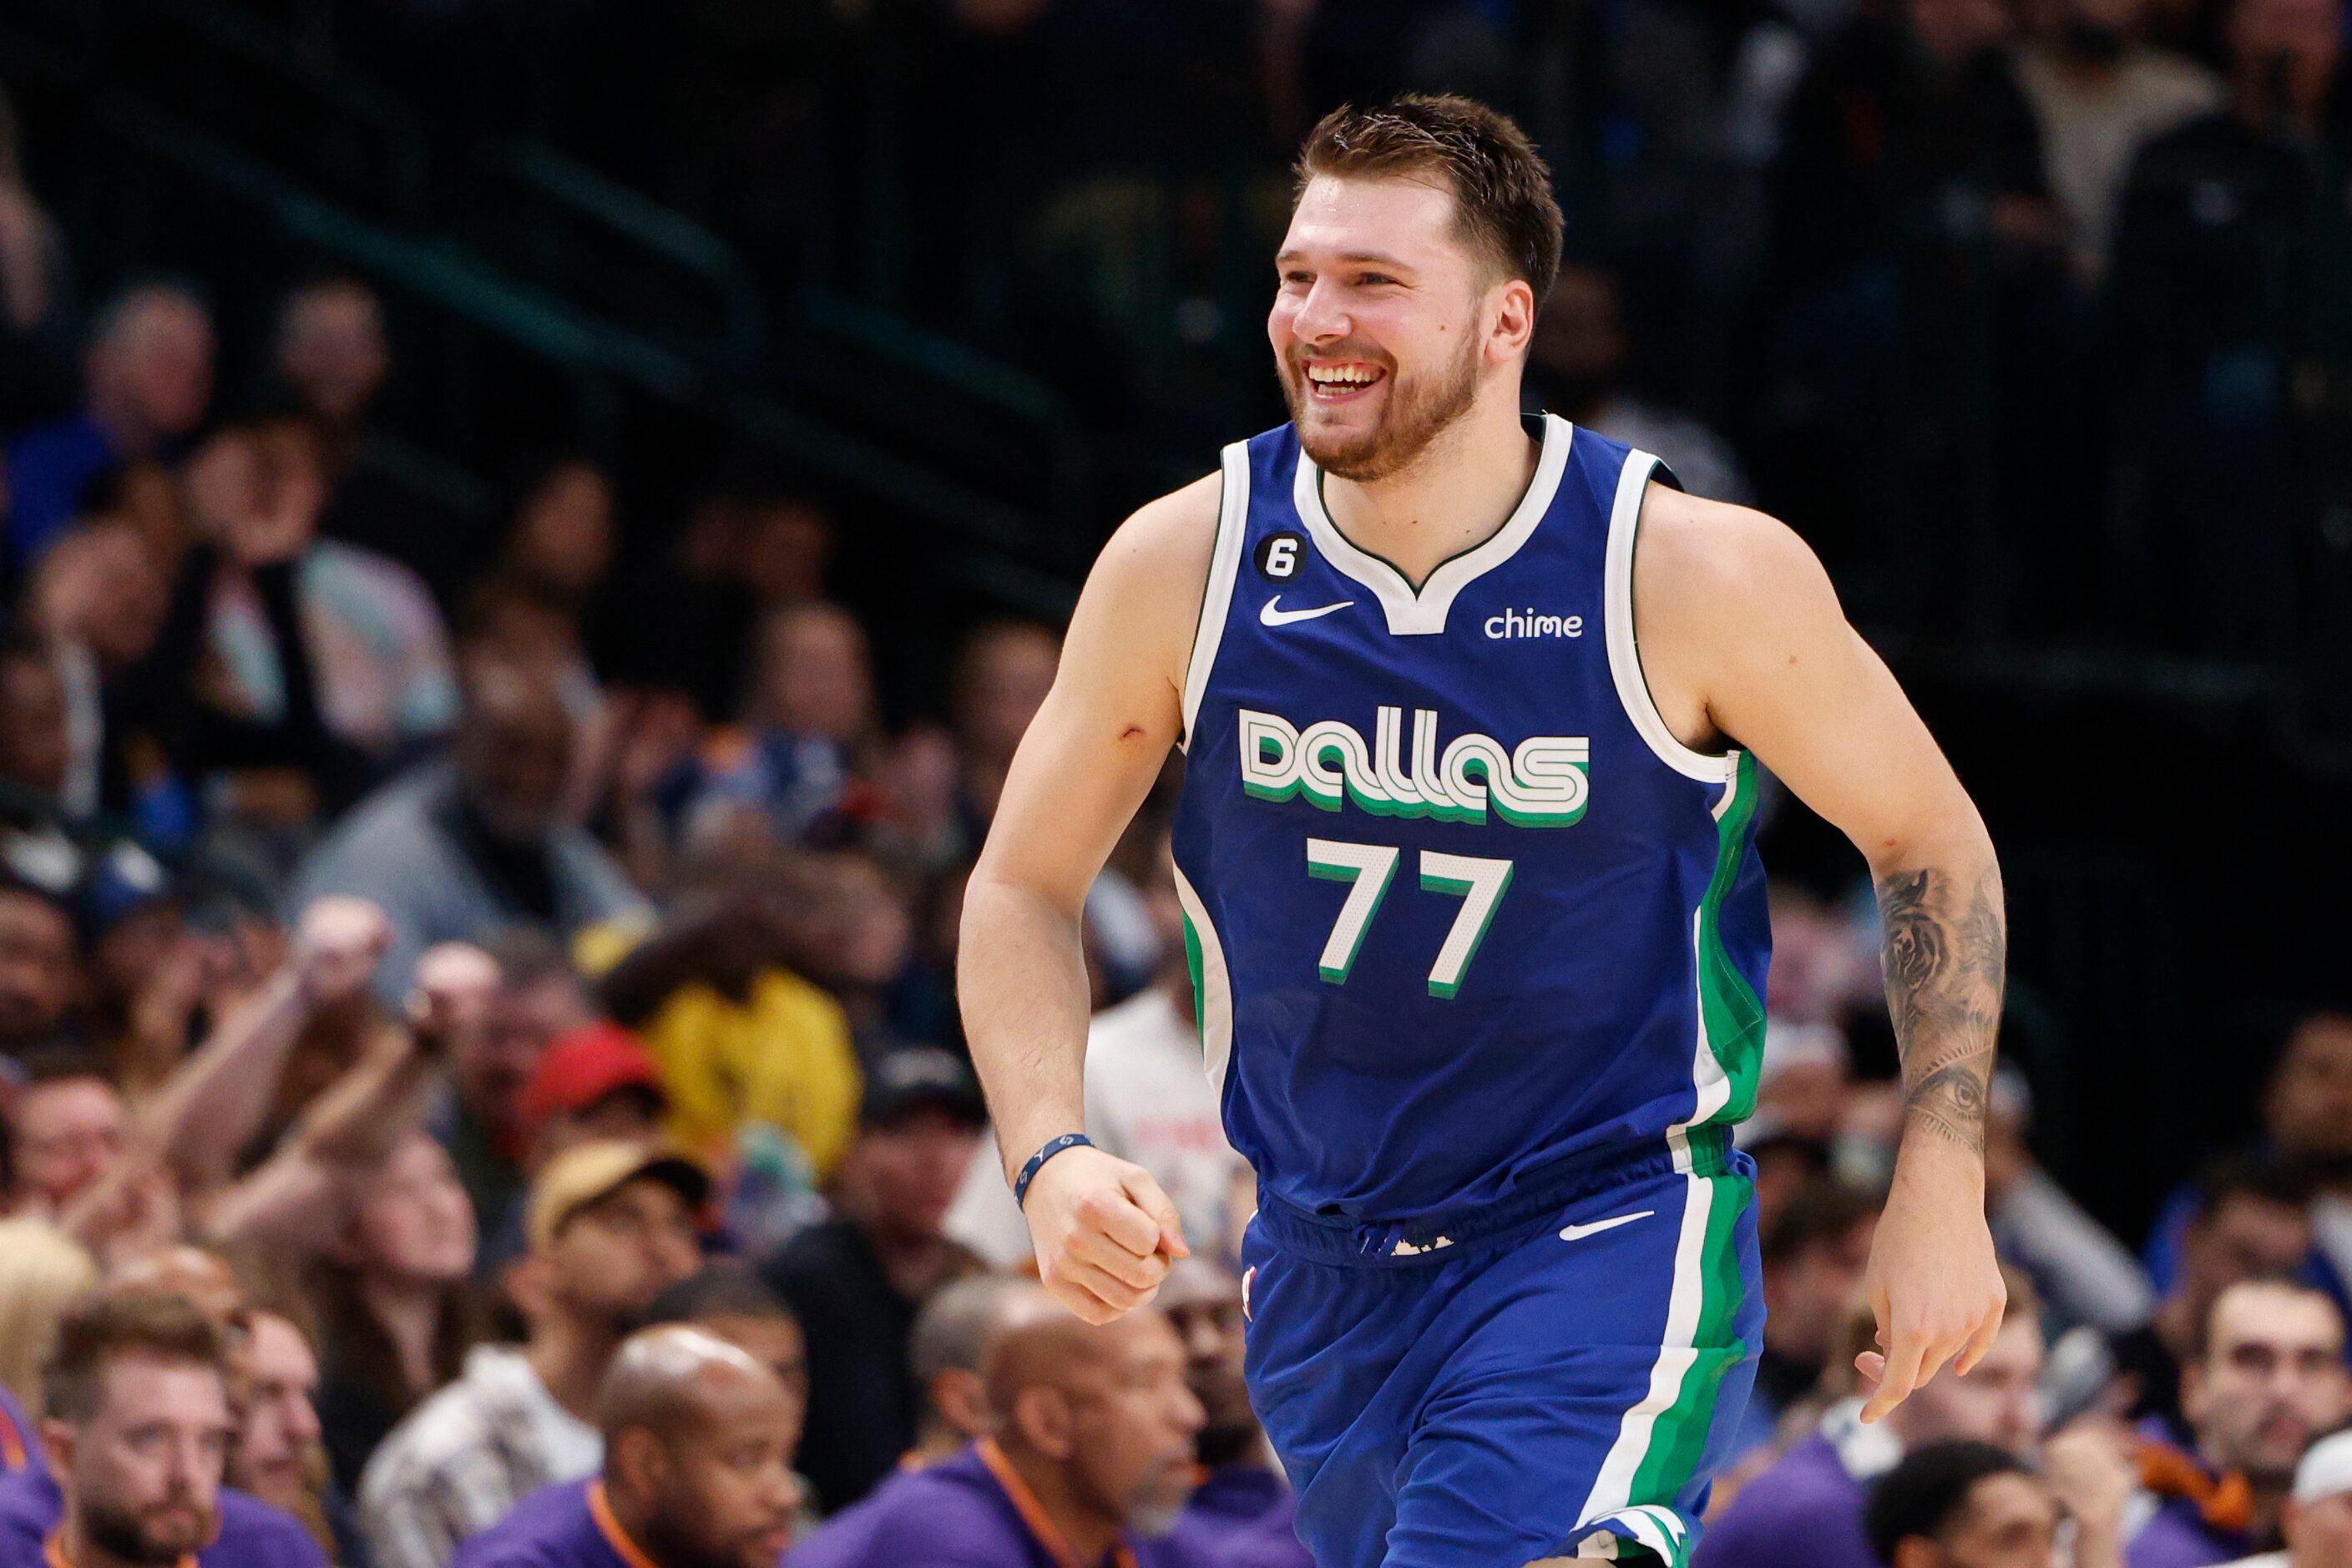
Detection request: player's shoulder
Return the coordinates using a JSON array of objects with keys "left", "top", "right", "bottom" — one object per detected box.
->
[
  {"left": 1634, "top": 479, "right": 1839, "bottom": 630},
  {"left": 1065, "top": 469, "right": 1225, "bottom": 680},
  {"left": 1092, "top": 469, "right": 1223, "bottom": 586}
]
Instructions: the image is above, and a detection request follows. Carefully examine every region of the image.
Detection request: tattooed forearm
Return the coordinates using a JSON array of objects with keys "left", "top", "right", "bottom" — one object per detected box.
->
[{"left": 1875, "top": 863, "right": 2006, "bottom": 1154}]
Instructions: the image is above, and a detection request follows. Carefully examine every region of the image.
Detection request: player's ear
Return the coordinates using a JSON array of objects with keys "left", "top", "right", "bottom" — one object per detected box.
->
[
  {"left": 1010, "top": 1386, "right": 1074, "bottom": 1460},
  {"left": 1487, "top": 276, "right": 1535, "bottom": 364}
]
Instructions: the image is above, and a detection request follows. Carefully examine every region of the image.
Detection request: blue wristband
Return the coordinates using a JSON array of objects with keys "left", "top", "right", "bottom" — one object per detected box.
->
[{"left": 1013, "top": 1133, "right": 1094, "bottom": 1210}]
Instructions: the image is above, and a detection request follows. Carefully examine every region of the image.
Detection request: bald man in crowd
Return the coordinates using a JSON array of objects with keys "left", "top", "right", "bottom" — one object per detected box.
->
[
  {"left": 449, "top": 1327, "right": 804, "bottom": 1568},
  {"left": 903, "top": 1275, "right": 1031, "bottom": 1470},
  {"left": 786, "top": 1287, "right": 1211, "bottom": 1568}
]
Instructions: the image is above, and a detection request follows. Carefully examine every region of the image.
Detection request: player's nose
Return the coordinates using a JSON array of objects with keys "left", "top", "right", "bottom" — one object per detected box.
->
[{"left": 1288, "top": 278, "right": 1352, "bottom": 341}]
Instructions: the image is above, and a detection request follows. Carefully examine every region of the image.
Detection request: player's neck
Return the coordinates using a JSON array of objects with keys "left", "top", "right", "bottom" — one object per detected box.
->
[{"left": 1318, "top": 393, "right": 1540, "bottom": 590}]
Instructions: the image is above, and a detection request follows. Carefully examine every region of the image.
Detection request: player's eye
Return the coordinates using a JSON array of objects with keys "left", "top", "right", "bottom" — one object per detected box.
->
[
  {"left": 1358, "top": 273, "right": 1397, "bottom": 287},
  {"left": 1281, "top": 271, "right": 1313, "bottom": 287}
]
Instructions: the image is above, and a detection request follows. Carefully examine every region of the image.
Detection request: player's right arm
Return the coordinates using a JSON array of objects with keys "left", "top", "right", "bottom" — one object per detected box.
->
[{"left": 957, "top": 473, "right": 1222, "bottom": 1324}]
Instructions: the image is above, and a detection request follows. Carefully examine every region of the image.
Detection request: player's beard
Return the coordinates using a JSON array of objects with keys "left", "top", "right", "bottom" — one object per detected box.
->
[
  {"left": 83, "top": 1492, "right": 215, "bottom": 1565},
  {"left": 1282, "top": 330, "right": 1482, "bottom": 484}
]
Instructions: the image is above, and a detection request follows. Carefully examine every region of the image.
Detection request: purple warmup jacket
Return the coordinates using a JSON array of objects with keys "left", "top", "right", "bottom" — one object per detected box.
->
[
  {"left": 0, "top": 1388, "right": 42, "bottom": 1480},
  {"left": 1691, "top": 1432, "right": 1879, "bottom": 1568},
  {"left": 2125, "top": 1495, "right": 2256, "bottom": 1568},
  {"left": 449, "top": 1480, "right": 643, "bottom": 1568},
  {"left": 785, "top": 1444, "right": 1213, "bottom": 1568},
  {"left": 0, "top": 1461, "right": 325, "bottom": 1568},
  {"left": 1173, "top": 1465, "right": 1309, "bottom": 1568}
]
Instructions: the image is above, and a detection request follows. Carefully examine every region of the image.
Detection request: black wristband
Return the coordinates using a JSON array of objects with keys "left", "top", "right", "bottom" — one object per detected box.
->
[{"left": 1013, "top": 1133, "right": 1094, "bottom": 1210}]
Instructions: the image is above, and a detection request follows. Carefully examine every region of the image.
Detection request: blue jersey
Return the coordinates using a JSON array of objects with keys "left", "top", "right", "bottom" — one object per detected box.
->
[{"left": 1170, "top": 413, "right": 1772, "bottom": 1228}]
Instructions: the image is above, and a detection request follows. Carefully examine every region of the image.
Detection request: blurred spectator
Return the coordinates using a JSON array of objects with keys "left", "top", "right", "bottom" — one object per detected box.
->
[
  {"left": 950, "top": 622, "right": 1058, "bottom": 832},
  {"left": 1864, "top": 1439, "right": 2121, "bottom": 1568},
  {"left": 0, "top": 89, "right": 73, "bottom": 433},
  {"left": 2143, "top": 1016, "right": 2352, "bottom": 1298},
  {"left": 2108, "top": 1157, "right": 2314, "bottom": 1445},
  {"left": 1161, "top": 1257, "right": 1310, "bottom": 1568},
  {"left": 2103, "top": 0, "right": 2349, "bottom": 651},
  {"left": 599, "top": 896, "right": 860, "bottom": 1182},
  {"left": 777, "top": 852, "right": 932, "bottom": 1059},
  {"left": 0, "top": 883, "right": 82, "bottom": 1064},
  {"left": 2132, "top": 1280, "right": 2351, "bottom": 1567},
  {"left": 1985, "top": 1066, "right": 2157, "bottom": 1337},
  {"left": 446, "top": 1327, "right": 804, "bottom": 1568},
  {"left": 427, "top": 933, "right": 596, "bottom": 1253},
  {"left": 636, "top": 1267, "right": 808, "bottom": 1436},
  {"left": 622, "top": 491, "right": 832, "bottom": 722},
  {"left": 1697, "top": 1275, "right": 2046, "bottom": 1568},
  {"left": 311, "top": 1132, "right": 485, "bottom": 1494},
  {"left": 357, "top": 1143, "right": 706, "bottom": 1568},
  {"left": 0, "top": 1219, "right": 95, "bottom": 1474},
  {"left": 784, "top": 1287, "right": 1210, "bottom": 1568},
  {"left": 228, "top": 1308, "right": 361, "bottom": 1567},
  {"left": 347, "top": 1142, "right": 695, "bottom": 1568},
  {"left": 903, "top": 1274, "right": 1029, "bottom": 1469},
  {"left": 2214, "top": 1425, "right": 2352, "bottom": 1567},
  {"left": 1726, "top": 1177, "right": 1879, "bottom": 1459},
  {"left": 498, "top": 463, "right": 617, "bottom": 658},
  {"left": 290, "top": 662, "right": 650, "bottom": 1002},
  {"left": 1773, "top": 0, "right": 2056, "bottom": 302},
  {"left": 515, "top": 1025, "right": 665, "bottom": 1162},
  {"left": 0, "top": 1290, "right": 326, "bottom": 1568},
  {"left": 3, "top": 286, "right": 212, "bottom": 570},
  {"left": 948, "top": 833, "right": 1245, "bottom": 1269},
  {"left": 273, "top": 281, "right": 389, "bottom": 485},
  {"left": 205, "top": 413, "right": 458, "bottom": 771},
  {"left": 1522, "top": 265, "right": 1755, "bottom": 504},
  {"left": 268, "top": 279, "right": 479, "bottom": 604},
  {"left": 0, "top": 626, "right": 81, "bottom": 822},
  {"left": 683, "top": 604, "right": 876, "bottom": 851},
  {"left": 3, "top": 1066, "right": 126, "bottom": 1223},
  {"left": 760, "top": 1050, "right": 986, "bottom": 1512},
  {"left": 2012, "top": 0, "right": 2223, "bottom": 280}
]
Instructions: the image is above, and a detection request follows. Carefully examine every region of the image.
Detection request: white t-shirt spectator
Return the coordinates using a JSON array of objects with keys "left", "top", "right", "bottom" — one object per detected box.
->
[
  {"left": 948, "top": 984, "right": 1249, "bottom": 1266},
  {"left": 357, "top": 1344, "right": 601, "bottom": 1568}
]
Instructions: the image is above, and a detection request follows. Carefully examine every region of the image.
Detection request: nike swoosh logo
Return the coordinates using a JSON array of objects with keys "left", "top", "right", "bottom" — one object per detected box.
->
[
  {"left": 1559, "top": 1210, "right": 1655, "bottom": 1242},
  {"left": 1260, "top": 596, "right": 1353, "bottom": 627}
]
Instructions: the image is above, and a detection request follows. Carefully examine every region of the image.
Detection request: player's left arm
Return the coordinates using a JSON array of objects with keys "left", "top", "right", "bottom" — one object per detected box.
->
[{"left": 1634, "top": 481, "right": 2006, "bottom": 1425}]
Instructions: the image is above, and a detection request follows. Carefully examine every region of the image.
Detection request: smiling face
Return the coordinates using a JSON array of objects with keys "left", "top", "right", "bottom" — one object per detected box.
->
[{"left": 1269, "top": 175, "right": 1512, "bottom": 483}]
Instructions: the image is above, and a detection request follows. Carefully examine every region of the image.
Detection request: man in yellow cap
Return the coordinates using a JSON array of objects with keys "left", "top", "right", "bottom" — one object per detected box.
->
[{"left": 358, "top": 1143, "right": 708, "bottom": 1568}]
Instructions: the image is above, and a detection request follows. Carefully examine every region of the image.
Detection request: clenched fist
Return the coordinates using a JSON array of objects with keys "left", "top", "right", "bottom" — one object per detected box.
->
[{"left": 1021, "top": 1144, "right": 1191, "bottom": 1324}]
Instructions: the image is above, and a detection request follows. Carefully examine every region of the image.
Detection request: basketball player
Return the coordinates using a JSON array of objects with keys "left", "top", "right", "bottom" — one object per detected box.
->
[{"left": 958, "top": 94, "right": 2006, "bottom": 1566}]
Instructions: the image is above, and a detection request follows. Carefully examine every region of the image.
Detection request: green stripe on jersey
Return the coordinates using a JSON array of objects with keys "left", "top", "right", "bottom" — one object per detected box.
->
[{"left": 1695, "top": 753, "right": 1768, "bottom": 1127}]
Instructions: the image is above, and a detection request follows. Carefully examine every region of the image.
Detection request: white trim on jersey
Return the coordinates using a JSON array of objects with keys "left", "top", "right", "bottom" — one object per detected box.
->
[
  {"left": 1171, "top": 860, "right": 1235, "bottom": 1100},
  {"left": 1181, "top": 442, "right": 1255, "bottom": 752},
  {"left": 1292, "top": 412, "right": 1576, "bottom": 637},
  {"left": 1602, "top": 451, "right": 1742, "bottom": 785}
]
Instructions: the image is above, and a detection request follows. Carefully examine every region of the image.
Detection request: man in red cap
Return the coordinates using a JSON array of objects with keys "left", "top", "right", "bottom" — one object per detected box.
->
[{"left": 517, "top": 1025, "right": 669, "bottom": 1171}]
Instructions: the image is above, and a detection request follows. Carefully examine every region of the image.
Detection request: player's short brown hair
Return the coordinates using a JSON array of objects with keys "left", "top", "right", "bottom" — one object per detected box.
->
[
  {"left": 42, "top": 1290, "right": 228, "bottom": 1425},
  {"left": 1295, "top": 94, "right": 1565, "bottom": 307}
]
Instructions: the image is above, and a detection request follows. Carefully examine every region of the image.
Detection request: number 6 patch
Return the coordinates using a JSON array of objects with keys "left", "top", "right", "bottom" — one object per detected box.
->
[{"left": 1255, "top": 530, "right": 1306, "bottom": 581}]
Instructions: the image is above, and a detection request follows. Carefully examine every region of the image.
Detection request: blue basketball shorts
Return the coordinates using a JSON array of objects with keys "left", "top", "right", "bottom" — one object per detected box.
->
[{"left": 1238, "top": 1129, "right": 1763, "bottom": 1567}]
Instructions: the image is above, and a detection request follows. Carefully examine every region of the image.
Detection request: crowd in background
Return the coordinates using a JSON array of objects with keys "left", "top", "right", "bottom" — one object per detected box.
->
[{"left": 1, "top": 0, "right": 2351, "bottom": 1561}]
